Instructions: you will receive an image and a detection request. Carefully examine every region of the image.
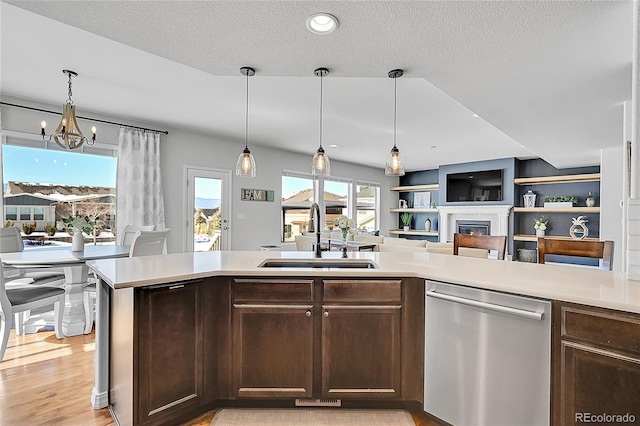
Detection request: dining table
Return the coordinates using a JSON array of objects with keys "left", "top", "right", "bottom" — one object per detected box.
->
[
  {"left": 315, "top": 238, "right": 377, "bottom": 252},
  {"left": 1, "top": 244, "right": 130, "bottom": 337}
]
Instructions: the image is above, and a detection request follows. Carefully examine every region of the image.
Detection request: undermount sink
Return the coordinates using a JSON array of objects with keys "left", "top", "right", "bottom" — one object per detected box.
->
[{"left": 258, "top": 258, "right": 378, "bottom": 269}]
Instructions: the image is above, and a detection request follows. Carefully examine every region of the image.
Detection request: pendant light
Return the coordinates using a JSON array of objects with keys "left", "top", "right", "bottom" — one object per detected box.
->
[
  {"left": 385, "top": 69, "right": 406, "bottom": 176},
  {"left": 236, "top": 66, "right": 256, "bottom": 177},
  {"left": 312, "top": 67, "right": 331, "bottom": 177},
  {"left": 40, "top": 69, "right": 96, "bottom": 150}
]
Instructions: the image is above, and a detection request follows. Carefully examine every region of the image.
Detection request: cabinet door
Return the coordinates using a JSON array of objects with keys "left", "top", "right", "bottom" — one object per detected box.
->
[
  {"left": 137, "top": 281, "right": 202, "bottom": 425},
  {"left": 321, "top": 305, "right": 401, "bottom": 399},
  {"left": 558, "top": 342, "right": 640, "bottom": 425},
  {"left": 232, "top": 304, "right": 314, "bottom": 398}
]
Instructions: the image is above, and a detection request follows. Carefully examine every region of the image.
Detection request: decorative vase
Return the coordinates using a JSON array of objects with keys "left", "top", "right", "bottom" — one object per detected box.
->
[
  {"left": 424, "top": 218, "right": 431, "bottom": 232},
  {"left": 586, "top": 192, "right": 595, "bottom": 207},
  {"left": 535, "top": 229, "right": 545, "bottom": 237},
  {"left": 341, "top": 230, "right": 348, "bottom": 242},
  {"left": 72, "top": 231, "right": 85, "bottom": 252}
]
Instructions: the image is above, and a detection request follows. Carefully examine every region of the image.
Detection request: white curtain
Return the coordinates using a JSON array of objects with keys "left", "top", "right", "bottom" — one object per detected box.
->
[{"left": 116, "top": 128, "right": 165, "bottom": 238}]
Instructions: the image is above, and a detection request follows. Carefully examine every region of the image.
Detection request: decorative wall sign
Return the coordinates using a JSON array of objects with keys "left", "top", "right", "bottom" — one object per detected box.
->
[{"left": 241, "top": 188, "right": 274, "bottom": 202}]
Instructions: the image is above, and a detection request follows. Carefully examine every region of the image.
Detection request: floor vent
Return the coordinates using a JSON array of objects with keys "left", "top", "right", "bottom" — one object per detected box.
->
[{"left": 295, "top": 398, "right": 341, "bottom": 407}]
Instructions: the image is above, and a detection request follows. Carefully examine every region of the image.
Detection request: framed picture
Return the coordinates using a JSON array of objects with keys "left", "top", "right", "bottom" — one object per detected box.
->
[{"left": 413, "top": 191, "right": 431, "bottom": 208}]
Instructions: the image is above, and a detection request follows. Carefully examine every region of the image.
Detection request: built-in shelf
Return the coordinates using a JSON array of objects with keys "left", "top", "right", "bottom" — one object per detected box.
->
[
  {"left": 389, "top": 229, "right": 438, "bottom": 236},
  {"left": 514, "top": 234, "right": 601, "bottom": 242},
  {"left": 513, "top": 207, "right": 600, "bottom": 213},
  {"left": 390, "top": 184, "right": 439, "bottom": 192},
  {"left": 513, "top": 173, "right": 601, "bottom": 185},
  {"left": 389, "top": 208, "right": 438, "bottom": 213}
]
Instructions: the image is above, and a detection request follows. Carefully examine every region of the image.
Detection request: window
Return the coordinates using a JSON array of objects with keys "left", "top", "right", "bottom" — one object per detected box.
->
[
  {"left": 2, "top": 144, "right": 117, "bottom": 242},
  {"left": 323, "top": 177, "right": 351, "bottom": 230},
  {"left": 19, "top": 207, "right": 30, "bottom": 220},
  {"left": 33, "top": 207, "right": 44, "bottom": 221},
  {"left": 356, "top": 181, "right": 380, "bottom": 232},
  {"left": 281, "top": 171, "right": 315, "bottom": 242},
  {"left": 5, "top": 207, "right": 17, "bottom": 221}
]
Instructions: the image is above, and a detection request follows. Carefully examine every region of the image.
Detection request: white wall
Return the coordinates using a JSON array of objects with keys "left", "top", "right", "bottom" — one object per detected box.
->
[
  {"left": 600, "top": 147, "right": 624, "bottom": 272},
  {"left": 0, "top": 97, "right": 398, "bottom": 252}
]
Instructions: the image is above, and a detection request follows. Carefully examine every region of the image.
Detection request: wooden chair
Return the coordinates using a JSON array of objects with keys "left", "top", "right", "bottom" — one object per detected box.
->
[
  {"left": 83, "top": 229, "right": 170, "bottom": 333},
  {"left": 453, "top": 233, "right": 508, "bottom": 260},
  {"left": 537, "top": 237, "right": 614, "bottom": 271},
  {"left": 1, "top": 262, "right": 65, "bottom": 361}
]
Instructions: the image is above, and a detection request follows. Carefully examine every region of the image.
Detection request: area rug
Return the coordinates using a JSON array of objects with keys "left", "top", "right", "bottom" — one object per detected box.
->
[{"left": 209, "top": 408, "right": 414, "bottom": 426}]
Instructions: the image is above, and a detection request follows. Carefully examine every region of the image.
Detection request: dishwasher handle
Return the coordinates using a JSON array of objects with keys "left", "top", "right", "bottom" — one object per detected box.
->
[{"left": 426, "top": 290, "right": 545, "bottom": 321}]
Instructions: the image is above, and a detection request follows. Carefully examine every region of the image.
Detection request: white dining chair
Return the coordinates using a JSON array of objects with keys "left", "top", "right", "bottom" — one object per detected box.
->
[
  {"left": 82, "top": 228, "right": 170, "bottom": 334},
  {"left": 118, "top": 225, "right": 156, "bottom": 246},
  {"left": 1, "top": 262, "right": 65, "bottom": 362},
  {"left": 0, "top": 226, "right": 66, "bottom": 335}
]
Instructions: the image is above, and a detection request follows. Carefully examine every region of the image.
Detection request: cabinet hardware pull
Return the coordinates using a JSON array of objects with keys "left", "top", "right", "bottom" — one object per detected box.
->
[
  {"left": 306, "top": 311, "right": 311, "bottom": 317},
  {"left": 169, "top": 285, "right": 184, "bottom": 290},
  {"left": 324, "top": 311, "right": 329, "bottom": 317}
]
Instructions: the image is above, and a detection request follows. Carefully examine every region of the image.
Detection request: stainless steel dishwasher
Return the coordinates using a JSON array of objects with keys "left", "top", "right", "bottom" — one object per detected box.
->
[{"left": 424, "top": 281, "right": 551, "bottom": 426}]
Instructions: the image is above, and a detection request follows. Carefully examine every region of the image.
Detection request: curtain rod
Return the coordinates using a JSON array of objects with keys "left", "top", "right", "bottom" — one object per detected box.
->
[{"left": 0, "top": 101, "right": 169, "bottom": 135}]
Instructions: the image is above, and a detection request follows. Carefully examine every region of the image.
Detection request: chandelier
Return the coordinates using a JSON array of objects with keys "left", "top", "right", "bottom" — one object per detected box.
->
[{"left": 41, "top": 69, "right": 96, "bottom": 150}]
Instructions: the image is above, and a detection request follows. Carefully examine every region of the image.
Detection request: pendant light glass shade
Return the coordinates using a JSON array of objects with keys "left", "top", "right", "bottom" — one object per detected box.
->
[
  {"left": 312, "top": 68, "right": 330, "bottom": 177},
  {"left": 236, "top": 67, "right": 256, "bottom": 177},
  {"left": 385, "top": 69, "right": 406, "bottom": 176},
  {"left": 385, "top": 146, "right": 405, "bottom": 176},
  {"left": 236, "top": 147, "right": 256, "bottom": 177}
]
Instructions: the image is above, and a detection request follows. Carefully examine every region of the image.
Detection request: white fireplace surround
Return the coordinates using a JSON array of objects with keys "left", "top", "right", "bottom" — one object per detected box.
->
[{"left": 438, "top": 205, "right": 513, "bottom": 243}]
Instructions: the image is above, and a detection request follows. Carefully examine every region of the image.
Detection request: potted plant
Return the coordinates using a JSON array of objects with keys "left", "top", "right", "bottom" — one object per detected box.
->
[
  {"left": 543, "top": 195, "right": 577, "bottom": 208},
  {"left": 22, "top": 221, "right": 37, "bottom": 235},
  {"left": 534, "top": 216, "right": 548, "bottom": 237},
  {"left": 400, "top": 212, "right": 412, "bottom": 232},
  {"left": 44, "top": 223, "right": 57, "bottom": 237}
]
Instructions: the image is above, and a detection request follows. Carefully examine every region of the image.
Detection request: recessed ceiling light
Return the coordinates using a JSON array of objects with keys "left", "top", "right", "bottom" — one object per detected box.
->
[
  {"left": 472, "top": 114, "right": 479, "bottom": 118},
  {"left": 306, "top": 13, "right": 339, "bottom": 34},
  {"left": 329, "top": 144, "right": 338, "bottom": 148},
  {"left": 428, "top": 145, "right": 436, "bottom": 149}
]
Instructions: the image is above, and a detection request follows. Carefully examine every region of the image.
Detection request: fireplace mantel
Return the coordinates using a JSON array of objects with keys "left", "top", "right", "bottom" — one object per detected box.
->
[{"left": 438, "top": 205, "right": 512, "bottom": 242}]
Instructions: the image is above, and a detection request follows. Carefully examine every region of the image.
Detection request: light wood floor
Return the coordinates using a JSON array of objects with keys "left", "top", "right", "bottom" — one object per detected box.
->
[{"left": 1, "top": 329, "right": 437, "bottom": 426}]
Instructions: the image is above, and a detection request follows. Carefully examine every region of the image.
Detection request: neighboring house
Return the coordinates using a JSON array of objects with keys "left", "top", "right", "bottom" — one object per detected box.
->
[
  {"left": 3, "top": 181, "right": 115, "bottom": 232},
  {"left": 281, "top": 189, "right": 347, "bottom": 241}
]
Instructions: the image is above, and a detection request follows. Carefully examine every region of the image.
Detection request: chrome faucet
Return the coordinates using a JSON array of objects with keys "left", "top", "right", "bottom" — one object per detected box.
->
[{"left": 309, "top": 202, "right": 322, "bottom": 258}]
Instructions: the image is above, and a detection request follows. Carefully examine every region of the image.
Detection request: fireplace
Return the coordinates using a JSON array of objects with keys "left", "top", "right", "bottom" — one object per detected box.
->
[
  {"left": 456, "top": 220, "right": 491, "bottom": 236},
  {"left": 437, "top": 205, "right": 512, "bottom": 243}
]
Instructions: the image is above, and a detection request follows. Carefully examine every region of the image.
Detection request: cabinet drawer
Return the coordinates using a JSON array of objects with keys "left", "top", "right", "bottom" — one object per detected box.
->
[
  {"left": 233, "top": 279, "right": 314, "bottom": 303},
  {"left": 323, "top": 280, "right": 402, "bottom": 303},
  {"left": 560, "top": 303, "right": 640, "bottom": 356}
]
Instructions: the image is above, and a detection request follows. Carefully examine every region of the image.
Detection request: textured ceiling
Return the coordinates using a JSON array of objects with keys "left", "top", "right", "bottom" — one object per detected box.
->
[{"left": 0, "top": 1, "right": 633, "bottom": 171}]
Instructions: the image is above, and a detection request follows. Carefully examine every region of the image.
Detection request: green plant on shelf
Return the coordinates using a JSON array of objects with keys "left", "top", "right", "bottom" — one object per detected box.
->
[
  {"left": 543, "top": 195, "right": 577, "bottom": 203},
  {"left": 400, "top": 212, "right": 413, "bottom": 228}
]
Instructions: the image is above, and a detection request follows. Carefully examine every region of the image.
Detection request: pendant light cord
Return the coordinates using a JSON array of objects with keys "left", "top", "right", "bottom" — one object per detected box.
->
[
  {"left": 245, "top": 71, "right": 249, "bottom": 150},
  {"left": 319, "top": 72, "right": 323, "bottom": 149},
  {"left": 393, "top": 75, "right": 397, "bottom": 149}
]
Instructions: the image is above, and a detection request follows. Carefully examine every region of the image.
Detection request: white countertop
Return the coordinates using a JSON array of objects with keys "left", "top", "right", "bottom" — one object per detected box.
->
[{"left": 87, "top": 250, "right": 640, "bottom": 314}]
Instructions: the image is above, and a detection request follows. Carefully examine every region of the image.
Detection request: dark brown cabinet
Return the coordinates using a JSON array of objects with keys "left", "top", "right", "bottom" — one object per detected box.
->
[
  {"left": 230, "top": 278, "right": 411, "bottom": 402},
  {"left": 553, "top": 302, "right": 640, "bottom": 425},
  {"left": 231, "top": 279, "right": 314, "bottom": 398},
  {"left": 137, "top": 280, "right": 203, "bottom": 425},
  {"left": 321, "top": 280, "right": 402, "bottom": 399}
]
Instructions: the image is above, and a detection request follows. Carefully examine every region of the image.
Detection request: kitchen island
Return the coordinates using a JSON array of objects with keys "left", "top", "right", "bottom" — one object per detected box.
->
[{"left": 88, "top": 250, "right": 640, "bottom": 426}]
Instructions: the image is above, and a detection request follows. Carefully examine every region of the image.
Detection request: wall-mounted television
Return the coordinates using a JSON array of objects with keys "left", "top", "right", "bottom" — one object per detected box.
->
[{"left": 446, "top": 169, "right": 503, "bottom": 202}]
